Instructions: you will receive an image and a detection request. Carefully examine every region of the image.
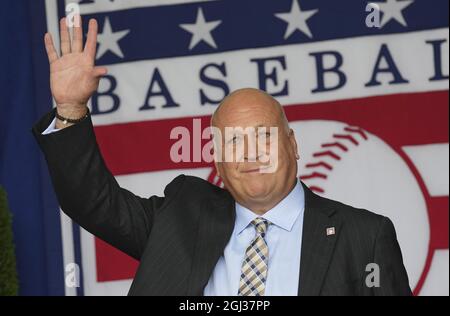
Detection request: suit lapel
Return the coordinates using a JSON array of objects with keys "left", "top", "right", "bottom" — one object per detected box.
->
[
  {"left": 298, "top": 183, "right": 342, "bottom": 296},
  {"left": 185, "top": 182, "right": 341, "bottom": 296},
  {"left": 187, "top": 191, "right": 235, "bottom": 295}
]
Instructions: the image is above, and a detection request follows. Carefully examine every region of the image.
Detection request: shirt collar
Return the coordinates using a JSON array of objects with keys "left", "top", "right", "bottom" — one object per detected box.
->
[{"left": 234, "top": 180, "right": 305, "bottom": 235}]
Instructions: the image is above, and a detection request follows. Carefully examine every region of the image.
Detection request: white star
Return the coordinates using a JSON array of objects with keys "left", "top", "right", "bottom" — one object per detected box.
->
[
  {"left": 96, "top": 17, "right": 130, "bottom": 59},
  {"left": 179, "top": 8, "right": 222, "bottom": 50},
  {"left": 275, "top": 0, "right": 318, "bottom": 39},
  {"left": 377, "top": 0, "right": 414, "bottom": 28}
]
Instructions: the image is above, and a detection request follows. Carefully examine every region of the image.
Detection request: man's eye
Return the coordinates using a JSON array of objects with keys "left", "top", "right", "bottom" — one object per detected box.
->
[
  {"left": 229, "top": 136, "right": 240, "bottom": 144},
  {"left": 258, "top": 132, "right": 271, "bottom": 139}
]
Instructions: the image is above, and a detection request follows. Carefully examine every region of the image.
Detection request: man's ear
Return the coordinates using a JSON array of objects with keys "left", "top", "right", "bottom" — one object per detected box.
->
[{"left": 289, "top": 129, "right": 300, "bottom": 160}]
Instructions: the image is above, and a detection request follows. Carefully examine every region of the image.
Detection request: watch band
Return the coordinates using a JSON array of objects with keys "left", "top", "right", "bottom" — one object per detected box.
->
[{"left": 55, "top": 108, "right": 90, "bottom": 125}]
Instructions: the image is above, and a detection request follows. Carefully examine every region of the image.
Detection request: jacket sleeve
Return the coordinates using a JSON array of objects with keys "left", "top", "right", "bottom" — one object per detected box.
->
[
  {"left": 373, "top": 216, "right": 413, "bottom": 296},
  {"left": 32, "top": 109, "right": 186, "bottom": 260}
]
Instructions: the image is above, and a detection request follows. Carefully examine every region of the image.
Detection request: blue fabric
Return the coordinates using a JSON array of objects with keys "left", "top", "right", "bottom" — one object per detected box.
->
[{"left": 0, "top": 0, "right": 64, "bottom": 295}]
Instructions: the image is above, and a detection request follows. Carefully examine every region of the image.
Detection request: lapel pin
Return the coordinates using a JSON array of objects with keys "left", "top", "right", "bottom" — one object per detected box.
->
[{"left": 326, "top": 227, "right": 336, "bottom": 236}]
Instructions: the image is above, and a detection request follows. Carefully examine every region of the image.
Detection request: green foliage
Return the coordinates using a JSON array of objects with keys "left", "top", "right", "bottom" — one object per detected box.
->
[{"left": 0, "top": 187, "right": 19, "bottom": 296}]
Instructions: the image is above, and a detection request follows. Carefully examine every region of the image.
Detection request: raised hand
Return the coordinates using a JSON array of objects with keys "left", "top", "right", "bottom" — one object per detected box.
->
[{"left": 44, "top": 16, "right": 107, "bottom": 127}]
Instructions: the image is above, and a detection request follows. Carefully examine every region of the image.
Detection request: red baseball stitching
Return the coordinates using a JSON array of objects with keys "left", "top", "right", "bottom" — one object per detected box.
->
[{"left": 300, "top": 126, "right": 369, "bottom": 194}]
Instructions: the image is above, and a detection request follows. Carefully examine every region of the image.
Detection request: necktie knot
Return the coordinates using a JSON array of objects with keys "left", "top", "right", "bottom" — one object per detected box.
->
[{"left": 251, "top": 217, "right": 270, "bottom": 236}]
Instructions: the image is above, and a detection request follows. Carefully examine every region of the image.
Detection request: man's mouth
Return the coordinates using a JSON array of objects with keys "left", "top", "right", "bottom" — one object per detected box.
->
[{"left": 241, "top": 165, "right": 271, "bottom": 174}]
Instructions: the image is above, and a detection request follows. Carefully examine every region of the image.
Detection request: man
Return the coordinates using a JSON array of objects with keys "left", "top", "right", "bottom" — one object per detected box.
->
[{"left": 33, "top": 17, "right": 412, "bottom": 295}]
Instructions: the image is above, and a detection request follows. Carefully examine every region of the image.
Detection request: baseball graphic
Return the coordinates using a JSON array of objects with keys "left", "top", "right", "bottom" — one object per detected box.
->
[
  {"left": 293, "top": 120, "right": 430, "bottom": 291},
  {"left": 207, "top": 120, "right": 431, "bottom": 292}
]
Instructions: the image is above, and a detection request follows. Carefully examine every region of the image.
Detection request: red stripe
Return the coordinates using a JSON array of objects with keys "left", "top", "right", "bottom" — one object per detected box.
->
[
  {"left": 94, "top": 90, "right": 448, "bottom": 176},
  {"left": 95, "top": 238, "right": 138, "bottom": 282},
  {"left": 428, "top": 196, "right": 449, "bottom": 250},
  {"left": 284, "top": 91, "right": 449, "bottom": 147}
]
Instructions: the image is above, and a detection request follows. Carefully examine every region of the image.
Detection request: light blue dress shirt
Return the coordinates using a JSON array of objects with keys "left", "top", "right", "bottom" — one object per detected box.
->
[
  {"left": 204, "top": 180, "right": 305, "bottom": 296},
  {"left": 42, "top": 117, "right": 59, "bottom": 135}
]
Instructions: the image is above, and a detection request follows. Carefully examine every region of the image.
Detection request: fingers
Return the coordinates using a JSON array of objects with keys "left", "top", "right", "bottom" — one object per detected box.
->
[
  {"left": 60, "top": 17, "right": 71, "bottom": 55},
  {"left": 44, "top": 33, "right": 58, "bottom": 63},
  {"left": 84, "top": 19, "right": 98, "bottom": 59},
  {"left": 46, "top": 16, "right": 98, "bottom": 63},
  {"left": 72, "top": 14, "right": 83, "bottom": 53},
  {"left": 92, "top": 66, "right": 108, "bottom": 77}
]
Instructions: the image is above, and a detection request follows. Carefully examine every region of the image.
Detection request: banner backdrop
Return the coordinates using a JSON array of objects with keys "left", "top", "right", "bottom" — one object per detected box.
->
[{"left": 2, "top": 0, "right": 448, "bottom": 295}]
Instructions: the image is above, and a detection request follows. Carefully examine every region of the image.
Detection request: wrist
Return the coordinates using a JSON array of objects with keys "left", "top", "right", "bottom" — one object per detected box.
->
[{"left": 55, "top": 106, "right": 89, "bottom": 129}]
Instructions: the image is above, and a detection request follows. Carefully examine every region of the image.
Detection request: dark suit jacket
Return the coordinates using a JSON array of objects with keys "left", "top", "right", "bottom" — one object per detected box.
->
[{"left": 32, "top": 109, "right": 412, "bottom": 296}]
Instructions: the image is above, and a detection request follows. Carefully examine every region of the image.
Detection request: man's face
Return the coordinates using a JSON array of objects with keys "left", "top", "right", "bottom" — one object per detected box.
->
[{"left": 213, "top": 90, "right": 300, "bottom": 212}]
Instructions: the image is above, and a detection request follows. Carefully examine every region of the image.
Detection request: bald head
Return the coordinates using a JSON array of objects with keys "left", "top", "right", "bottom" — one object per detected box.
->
[{"left": 211, "top": 88, "right": 289, "bottom": 133}]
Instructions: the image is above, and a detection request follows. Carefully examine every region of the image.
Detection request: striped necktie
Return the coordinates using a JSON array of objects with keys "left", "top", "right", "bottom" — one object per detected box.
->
[{"left": 238, "top": 217, "right": 271, "bottom": 296}]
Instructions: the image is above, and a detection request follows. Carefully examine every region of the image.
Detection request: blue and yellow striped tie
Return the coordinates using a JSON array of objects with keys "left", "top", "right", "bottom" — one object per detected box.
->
[{"left": 238, "top": 217, "right": 271, "bottom": 296}]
